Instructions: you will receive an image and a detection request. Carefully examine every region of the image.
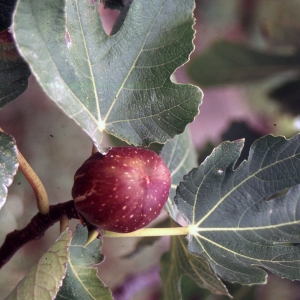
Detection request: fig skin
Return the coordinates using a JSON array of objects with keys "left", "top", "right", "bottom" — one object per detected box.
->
[{"left": 72, "top": 147, "right": 171, "bottom": 233}]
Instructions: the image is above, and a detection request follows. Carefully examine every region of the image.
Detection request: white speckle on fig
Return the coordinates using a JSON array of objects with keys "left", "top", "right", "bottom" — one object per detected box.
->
[{"left": 72, "top": 146, "right": 171, "bottom": 233}]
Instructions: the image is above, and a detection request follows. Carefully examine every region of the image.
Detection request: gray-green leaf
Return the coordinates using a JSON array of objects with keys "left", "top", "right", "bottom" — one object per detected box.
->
[
  {"left": 175, "top": 134, "right": 300, "bottom": 284},
  {"left": 160, "top": 129, "right": 198, "bottom": 220},
  {"left": 0, "top": 132, "right": 18, "bottom": 210},
  {"left": 56, "top": 225, "right": 112, "bottom": 300},
  {"left": 14, "top": 0, "right": 202, "bottom": 147},
  {"left": 5, "top": 229, "right": 71, "bottom": 300}
]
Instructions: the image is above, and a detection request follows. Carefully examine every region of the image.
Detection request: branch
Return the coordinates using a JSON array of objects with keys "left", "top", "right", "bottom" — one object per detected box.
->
[{"left": 0, "top": 200, "right": 78, "bottom": 269}]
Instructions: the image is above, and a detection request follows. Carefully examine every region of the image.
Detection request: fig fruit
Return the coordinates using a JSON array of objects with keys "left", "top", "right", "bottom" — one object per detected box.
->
[{"left": 72, "top": 147, "right": 171, "bottom": 233}]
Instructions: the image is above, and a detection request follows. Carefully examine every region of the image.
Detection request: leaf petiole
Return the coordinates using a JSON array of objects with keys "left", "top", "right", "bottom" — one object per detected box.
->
[
  {"left": 17, "top": 151, "right": 49, "bottom": 214},
  {"left": 103, "top": 226, "right": 191, "bottom": 238}
]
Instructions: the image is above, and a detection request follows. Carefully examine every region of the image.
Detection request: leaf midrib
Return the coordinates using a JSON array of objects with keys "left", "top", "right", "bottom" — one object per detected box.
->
[
  {"left": 75, "top": 1, "right": 101, "bottom": 128},
  {"left": 102, "top": 1, "right": 166, "bottom": 124},
  {"left": 27, "top": 0, "right": 100, "bottom": 128},
  {"left": 193, "top": 218, "right": 300, "bottom": 232},
  {"left": 194, "top": 234, "right": 300, "bottom": 264},
  {"left": 68, "top": 247, "right": 95, "bottom": 298}
]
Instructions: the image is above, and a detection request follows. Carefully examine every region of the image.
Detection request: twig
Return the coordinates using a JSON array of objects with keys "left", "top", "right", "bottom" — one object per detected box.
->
[{"left": 0, "top": 200, "right": 78, "bottom": 269}]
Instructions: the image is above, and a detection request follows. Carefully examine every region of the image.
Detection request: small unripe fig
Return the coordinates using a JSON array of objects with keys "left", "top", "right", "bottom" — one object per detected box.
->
[{"left": 72, "top": 147, "right": 171, "bottom": 233}]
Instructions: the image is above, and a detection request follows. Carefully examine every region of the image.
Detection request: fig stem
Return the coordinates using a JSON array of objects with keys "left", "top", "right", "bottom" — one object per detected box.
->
[
  {"left": 0, "top": 127, "right": 49, "bottom": 214},
  {"left": 84, "top": 228, "right": 100, "bottom": 247},
  {"left": 60, "top": 214, "right": 69, "bottom": 232},
  {"left": 92, "top": 143, "right": 98, "bottom": 154},
  {"left": 103, "top": 226, "right": 191, "bottom": 238}
]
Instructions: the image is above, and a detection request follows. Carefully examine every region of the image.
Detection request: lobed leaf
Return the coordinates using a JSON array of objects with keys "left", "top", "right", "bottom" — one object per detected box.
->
[
  {"left": 56, "top": 225, "right": 112, "bottom": 300},
  {"left": 14, "top": 0, "right": 202, "bottom": 148},
  {"left": 187, "top": 40, "right": 300, "bottom": 86},
  {"left": 0, "top": 132, "right": 18, "bottom": 210},
  {"left": 5, "top": 229, "right": 71, "bottom": 300},
  {"left": 175, "top": 134, "right": 300, "bottom": 284}
]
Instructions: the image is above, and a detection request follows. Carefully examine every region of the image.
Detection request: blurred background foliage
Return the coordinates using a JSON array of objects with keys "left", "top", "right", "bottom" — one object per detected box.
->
[{"left": 1, "top": 0, "right": 300, "bottom": 299}]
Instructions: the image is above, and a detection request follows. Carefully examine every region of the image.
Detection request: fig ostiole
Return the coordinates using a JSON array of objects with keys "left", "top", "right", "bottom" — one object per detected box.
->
[{"left": 72, "top": 146, "right": 171, "bottom": 233}]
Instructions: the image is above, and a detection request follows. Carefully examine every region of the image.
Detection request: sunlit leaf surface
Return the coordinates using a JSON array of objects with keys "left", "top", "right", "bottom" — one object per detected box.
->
[
  {"left": 175, "top": 134, "right": 300, "bottom": 284},
  {"left": 14, "top": 0, "right": 201, "bottom": 147},
  {"left": 56, "top": 225, "right": 112, "bottom": 300},
  {"left": 5, "top": 229, "right": 71, "bottom": 300},
  {"left": 0, "top": 132, "right": 18, "bottom": 210}
]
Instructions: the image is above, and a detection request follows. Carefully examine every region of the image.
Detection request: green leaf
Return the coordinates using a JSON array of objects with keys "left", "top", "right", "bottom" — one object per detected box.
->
[
  {"left": 187, "top": 40, "right": 300, "bottom": 86},
  {"left": 56, "top": 225, "right": 112, "bottom": 300},
  {"left": 0, "top": 30, "right": 30, "bottom": 108},
  {"left": 160, "top": 129, "right": 198, "bottom": 219},
  {"left": 5, "top": 229, "right": 71, "bottom": 300},
  {"left": 0, "top": 132, "right": 18, "bottom": 210},
  {"left": 160, "top": 230, "right": 229, "bottom": 299},
  {"left": 175, "top": 134, "right": 300, "bottom": 284},
  {"left": 14, "top": 0, "right": 202, "bottom": 147}
]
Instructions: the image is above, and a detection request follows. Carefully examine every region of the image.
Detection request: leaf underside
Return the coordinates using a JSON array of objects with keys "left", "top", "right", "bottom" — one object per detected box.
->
[
  {"left": 175, "top": 134, "right": 300, "bottom": 284},
  {"left": 56, "top": 225, "right": 112, "bottom": 300},
  {"left": 0, "top": 132, "right": 18, "bottom": 210},
  {"left": 5, "top": 229, "right": 71, "bottom": 300},
  {"left": 14, "top": 0, "right": 202, "bottom": 148}
]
